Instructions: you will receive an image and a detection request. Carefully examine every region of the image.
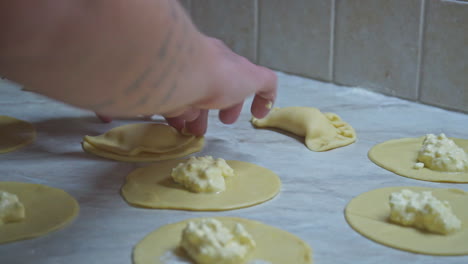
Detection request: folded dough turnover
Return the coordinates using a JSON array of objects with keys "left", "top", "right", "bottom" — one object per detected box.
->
[
  {"left": 251, "top": 107, "right": 356, "bottom": 151},
  {"left": 82, "top": 123, "right": 204, "bottom": 162}
]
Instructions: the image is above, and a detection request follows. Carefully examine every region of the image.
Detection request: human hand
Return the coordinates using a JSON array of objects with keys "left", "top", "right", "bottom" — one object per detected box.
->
[
  {"left": 95, "top": 109, "right": 208, "bottom": 136},
  {"left": 95, "top": 37, "right": 277, "bottom": 136},
  {"left": 162, "top": 37, "right": 277, "bottom": 136}
]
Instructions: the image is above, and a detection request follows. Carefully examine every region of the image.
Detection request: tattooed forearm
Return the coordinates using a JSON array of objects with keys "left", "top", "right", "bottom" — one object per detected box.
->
[
  {"left": 0, "top": 0, "right": 205, "bottom": 117},
  {"left": 155, "top": 60, "right": 190, "bottom": 108},
  {"left": 118, "top": 1, "right": 197, "bottom": 114},
  {"left": 123, "top": 25, "right": 174, "bottom": 96}
]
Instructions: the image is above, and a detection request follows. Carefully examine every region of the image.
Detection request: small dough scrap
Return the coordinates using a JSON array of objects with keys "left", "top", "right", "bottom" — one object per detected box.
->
[
  {"left": 251, "top": 107, "right": 356, "bottom": 151},
  {"left": 133, "top": 217, "right": 313, "bottom": 264},
  {"left": 0, "top": 182, "right": 79, "bottom": 244},
  {"left": 0, "top": 115, "right": 35, "bottom": 154},
  {"left": 82, "top": 123, "right": 204, "bottom": 162},
  {"left": 171, "top": 156, "right": 235, "bottom": 193},
  {"left": 368, "top": 137, "right": 468, "bottom": 183},
  {"left": 345, "top": 186, "right": 468, "bottom": 256},
  {"left": 121, "top": 159, "right": 281, "bottom": 211},
  {"left": 0, "top": 191, "right": 25, "bottom": 225},
  {"left": 181, "top": 218, "right": 256, "bottom": 264}
]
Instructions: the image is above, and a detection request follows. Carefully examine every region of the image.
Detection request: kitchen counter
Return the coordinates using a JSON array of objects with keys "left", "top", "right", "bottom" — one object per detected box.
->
[{"left": 1, "top": 72, "right": 467, "bottom": 264}]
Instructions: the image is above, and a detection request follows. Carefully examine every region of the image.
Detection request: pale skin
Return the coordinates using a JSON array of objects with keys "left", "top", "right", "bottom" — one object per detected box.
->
[{"left": 0, "top": 0, "right": 277, "bottom": 136}]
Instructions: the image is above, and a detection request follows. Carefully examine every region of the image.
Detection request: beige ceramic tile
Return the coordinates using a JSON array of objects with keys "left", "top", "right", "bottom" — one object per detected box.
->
[
  {"left": 191, "top": 0, "right": 257, "bottom": 62},
  {"left": 258, "top": 0, "right": 331, "bottom": 81},
  {"left": 420, "top": 0, "right": 468, "bottom": 113},
  {"left": 334, "top": 0, "right": 421, "bottom": 100}
]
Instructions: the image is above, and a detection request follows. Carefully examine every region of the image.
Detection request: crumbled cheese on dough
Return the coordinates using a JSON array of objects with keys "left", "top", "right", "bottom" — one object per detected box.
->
[
  {"left": 389, "top": 189, "right": 461, "bottom": 235},
  {"left": 413, "top": 162, "right": 424, "bottom": 169},
  {"left": 0, "top": 191, "right": 25, "bottom": 225},
  {"left": 171, "top": 156, "right": 235, "bottom": 193},
  {"left": 417, "top": 133, "right": 468, "bottom": 172},
  {"left": 180, "top": 218, "right": 256, "bottom": 264}
]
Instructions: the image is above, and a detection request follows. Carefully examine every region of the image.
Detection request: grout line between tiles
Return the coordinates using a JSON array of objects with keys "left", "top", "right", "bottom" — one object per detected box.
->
[
  {"left": 254, "top": 0, "right": 259, "bottom": 64},
  {"left": 442, "top": 0, "right": 468, "bottom": 4},
  {"left": 329, "top": 0, "right": 336, "bottom": 82},
  {"left": 415, "top": 0, "right": 427, "bottom": 101}
]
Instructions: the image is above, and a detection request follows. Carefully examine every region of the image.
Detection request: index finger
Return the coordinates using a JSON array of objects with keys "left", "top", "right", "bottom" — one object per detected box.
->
[{"left": 250, "top": 66, "right": 277, "bottom": 118}]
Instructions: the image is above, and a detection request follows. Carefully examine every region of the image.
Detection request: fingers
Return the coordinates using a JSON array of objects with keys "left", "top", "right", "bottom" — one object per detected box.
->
[
  {"left": 164, "top": 116, "right": 185, "bottom": 131},
  {"left": 163, "top": 107, "right": 200, "bottom": 131},
  {"left": 185, "top": 109, "right": 208, "bottom": 136},
  {"left": 219, "top": 102, "right": 244, "bottom": 124},
  {"left": 250, "top": 66, "right": 277, "bottom": 118},
  {"left": 251, "top": 95, "right": 273, "bottom": 119},
  {"left": 164, "top": 108, "right": 208, "bottom": 136},
  {"left": 162, "top": 108, "right": 187, "bottom": 119},
  {"left": 96, "top": 113, "right": 154, "bottom": 123},
  {"left": 96, "top": 113, "right": 113, "bottom": 123},
  {"left": 163, "top": 107, "right": 200, "bottom": 122}
]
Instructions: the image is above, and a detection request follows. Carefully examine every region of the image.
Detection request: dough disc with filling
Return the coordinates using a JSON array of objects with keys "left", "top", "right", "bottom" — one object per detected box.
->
[
  {"left": 0, "top": 182, "right": 79, "bottom": 244},
  {"left": 0, "top": 115, "right": 35, "bottom": 153},
  {"left": 368, "top": 137, "right": 468, "bottom": 183},
  {"left": 345, "top": 186, "right": 468, "bottom": 255},
  {"left": 121, "top": 159, "right": 281, "bottom": 211},
  {"left": 251, "top": 107, "right": 356, "bottom": 151},
  {"left": 82, "top": 123, "right": 204, "bottom": 162},
  {"left": 133, "top": 216, "right": 312, "bottom": 264}
]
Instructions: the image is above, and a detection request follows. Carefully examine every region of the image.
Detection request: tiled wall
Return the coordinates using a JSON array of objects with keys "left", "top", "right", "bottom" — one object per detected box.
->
[{"left": 181, "top": 0, "right": 468, "bottom": 113}]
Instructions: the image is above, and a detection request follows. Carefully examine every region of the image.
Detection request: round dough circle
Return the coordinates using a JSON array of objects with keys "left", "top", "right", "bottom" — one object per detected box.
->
[
  {"left": 368, "top": 137, "right": 468, "bottom": 183},
  {"left": 345, "top": 186, "right": 468, "bottom": 255},
  {"left": 133, "top": 216, "right": 312, "bottom": 264},
  {"left": 0, "top": 115, "right": 35, "bottom": 154},
  {"left": 121, "top": 159, "right": 281, "bottom": 211},
  {"left": 82, "top": 123, "right": 204, "bottom": 162},
  {"left": 0, "top": 182, "right": 79, "bottom": 244}
]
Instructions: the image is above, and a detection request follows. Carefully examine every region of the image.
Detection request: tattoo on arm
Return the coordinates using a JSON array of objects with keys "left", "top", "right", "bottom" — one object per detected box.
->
[
  {"left": 91, "top": 0, "right": 195, "bottom": 115},
  {"left": 125, "top": 7, "right": 194, "bottom": 113},
  {"left": 123, "top": 26, "right": 174, "bottom": 96}
]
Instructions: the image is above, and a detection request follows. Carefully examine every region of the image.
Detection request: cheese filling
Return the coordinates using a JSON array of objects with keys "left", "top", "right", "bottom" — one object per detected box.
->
[
  {"left": 417, "top": 133, "right": 468, "bottom": 172},
  {"left": 0, "top": 191, "right": 25, "bottom": 225},
  {"left": 180, "top": 218, "right": 256, "bottom": 264},
  {"left": 389, "top": 189, "right": 461, "bottom": 235},
  {"left": 171, "top": 156, "right": 235, "bottom": 193}
]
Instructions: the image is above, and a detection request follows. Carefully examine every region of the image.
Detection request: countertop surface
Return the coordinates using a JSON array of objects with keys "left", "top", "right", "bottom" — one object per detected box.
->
[{"left": 0, "top": 72, "right": 467, "bottom": 264}]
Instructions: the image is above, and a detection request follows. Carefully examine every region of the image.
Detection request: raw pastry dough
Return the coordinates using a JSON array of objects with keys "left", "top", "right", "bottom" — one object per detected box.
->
[
  {"left": 0, "top": 115, "right": 35, "bottom": 153},
  {"left": 0, "top": 182, "right": 79, "bottom": 244},
  {"left": 368, "top": 137, "right": 468, "bottom": 183},
  {"left": 121, "top": 159, "right": 281, "bottom": 211},
  {"left": 133, "top": 217, "right": 313, "bottom": 264},
  {"left": 82, "top": 123, "right": 204, "bottom": 162},
  {"left": 345, "top": 186, "right": 468, "bottom": 255},
  {"left": 180, "top": 218, "right": 256, "bottom": 264},
  {"left": 251, "top": 107, "right": 356, "bottom": 151}
]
